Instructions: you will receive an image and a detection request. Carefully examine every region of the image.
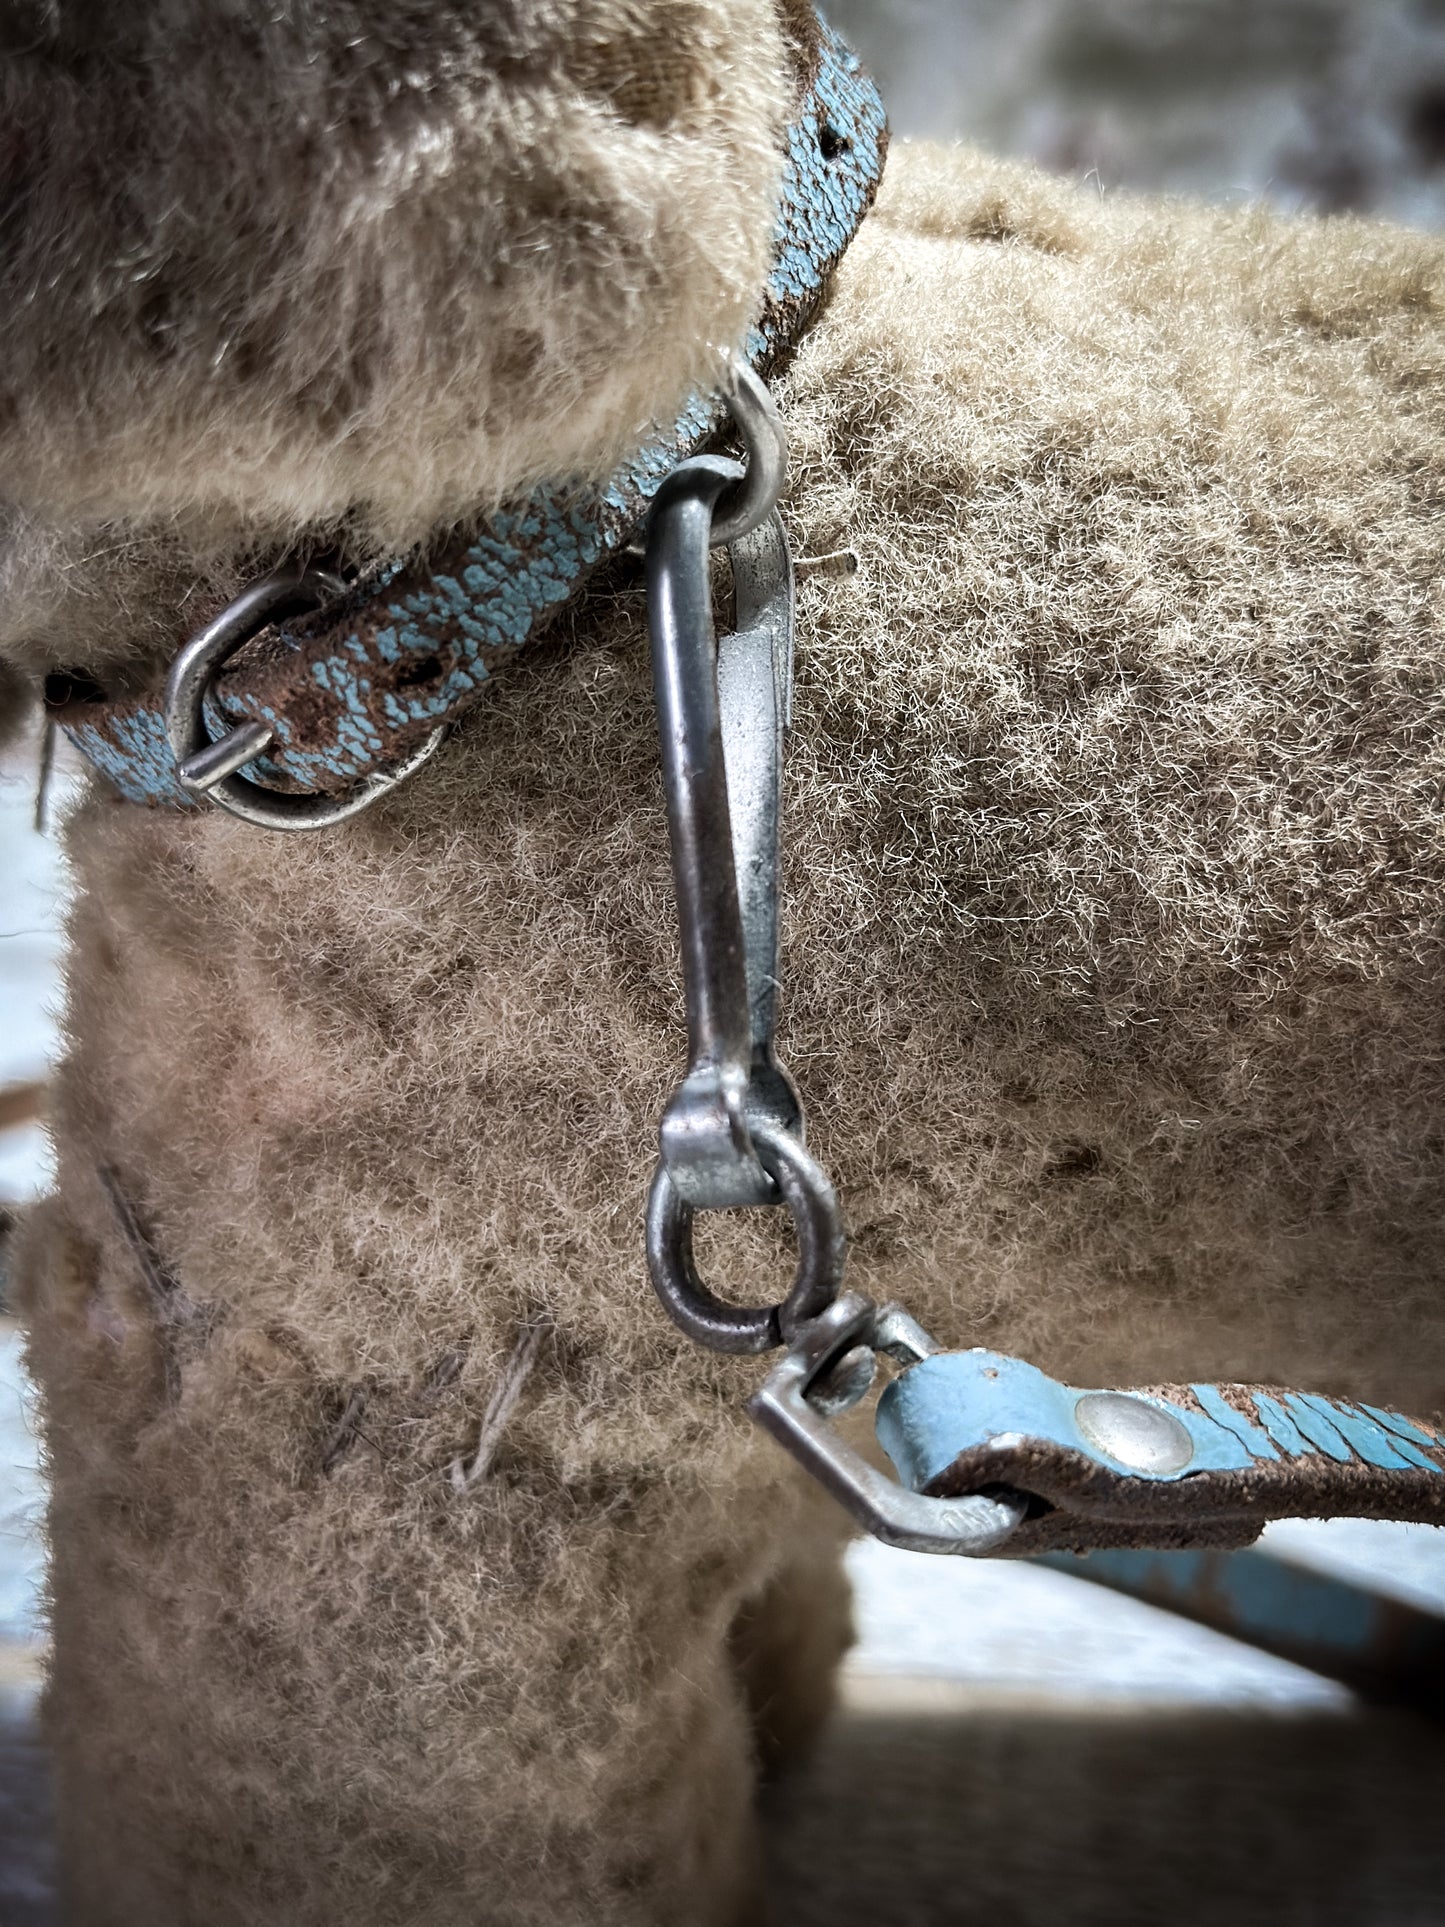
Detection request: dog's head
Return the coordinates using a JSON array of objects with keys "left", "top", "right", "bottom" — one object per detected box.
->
[{"left": 0, "top": 0, "right": 802, "bottom": 715}]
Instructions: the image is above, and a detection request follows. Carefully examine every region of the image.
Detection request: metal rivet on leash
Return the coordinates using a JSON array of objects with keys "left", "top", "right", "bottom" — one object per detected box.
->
[
  {"left": 1074, "top": 1391, "right": 1195, "bottom": 1474},
  {"left": 164, "top": 566, "right": 446, "bottom": 831}
]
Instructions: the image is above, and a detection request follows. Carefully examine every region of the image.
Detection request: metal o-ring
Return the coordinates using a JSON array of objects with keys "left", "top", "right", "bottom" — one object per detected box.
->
[
  {"left": 164, "top": 564, "right": 446, "bottom": 833},
  {"left": 646, "top": 1119, "right": 847, "bottom": 1355},
  {"left": 707, "top": 360, "right": 789, "bottom": 550},
  {"left": 625, "top": 359, "right": 787, "bottom": 559}
]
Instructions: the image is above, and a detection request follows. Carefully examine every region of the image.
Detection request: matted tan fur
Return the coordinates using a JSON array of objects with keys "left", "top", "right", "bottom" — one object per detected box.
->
[{"left": 5, "top": 3, "right": 1445, "bottom": 1921}]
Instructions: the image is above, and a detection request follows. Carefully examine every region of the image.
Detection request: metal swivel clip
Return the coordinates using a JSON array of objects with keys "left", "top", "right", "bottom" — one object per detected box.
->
[{"left": 642, "top": 362, "right": 1026, "bottom": 1557}]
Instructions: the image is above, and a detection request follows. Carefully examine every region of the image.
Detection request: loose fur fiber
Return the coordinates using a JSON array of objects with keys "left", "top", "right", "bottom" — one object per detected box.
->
[{"left": 8, "top": 13, "right": 1445, "bottom": 1924}]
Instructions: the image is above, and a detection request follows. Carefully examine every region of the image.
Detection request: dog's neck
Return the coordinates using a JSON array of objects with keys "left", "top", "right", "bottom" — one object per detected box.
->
[
  {"left": 0, "top": 0, "right": 830, "bottom": 720},
  {"left": 53, "top": 12, "right": 889, "bottom": 817}
]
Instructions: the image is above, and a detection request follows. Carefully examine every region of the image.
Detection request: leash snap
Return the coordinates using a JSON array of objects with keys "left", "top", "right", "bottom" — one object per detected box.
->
[
  {"left": 748, "top": 1295, "right": 1030, "bottom": 1555},
  {"left": 645, "top": 416, "right": 800, "bottom": 1216},
  {"left": 644, "top": 367, "right": 855, "bottom": 1355},
  {"left": 637, "top": 368, "right": 1026, "bottom": 1559}
]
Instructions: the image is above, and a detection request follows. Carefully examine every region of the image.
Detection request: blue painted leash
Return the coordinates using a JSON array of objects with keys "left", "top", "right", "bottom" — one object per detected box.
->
[
  {"left": 749, "top": 1294, "right": 1445, "bottom": 1559},
  {"left": 58, "top": 15, "right": 888, "bottom": 812},
  {"left": 875, "top": 1347, "right": 1445, "bottom": 1553},
  {"left": 1038, "top": 1545, "right": 1445, "bottom": 1718}
]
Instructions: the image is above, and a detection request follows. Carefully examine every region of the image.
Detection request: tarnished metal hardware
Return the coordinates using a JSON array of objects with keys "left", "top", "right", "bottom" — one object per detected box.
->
[
  {"left": 623, "top": 356, "right": 790, "bottom": 560},
  {"left": 708, "top": 357, "right": 790, "bottom": 549},
  {"left": 749, "top": 1294, "right": 1029, "bottom": 1555},
  {"left": 165, "top": 565, "right": 446, "bottom": 831},
  {"left": 644, "top": 367, "right": 853, "bottom": 1360},
  {"left": 646, "top": 1114, "right": 846, "bottom": 1355},
  {"left": 641, "top": 366, "right": 1005, "bottom": 1559},
  {"left": 647, "top": 452, "right": 799, "bottom": 1211}
]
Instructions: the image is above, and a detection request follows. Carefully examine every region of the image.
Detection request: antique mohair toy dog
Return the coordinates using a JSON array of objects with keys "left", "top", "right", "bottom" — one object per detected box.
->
[{"left": 4, "top": 2, "right": 1445, "bottom": 1921}]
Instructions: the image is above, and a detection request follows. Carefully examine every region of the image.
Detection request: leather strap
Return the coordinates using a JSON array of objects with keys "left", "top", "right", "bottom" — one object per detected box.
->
[
  {"left": 58, "top": 15, "right": 887, "bottom": 809},
  {"left": 875, "top": 1349, "right": 1445, "bottom": 1555},
  {"left": 1039, "top": 1546, "right": 1445, "bottom": 1716}
]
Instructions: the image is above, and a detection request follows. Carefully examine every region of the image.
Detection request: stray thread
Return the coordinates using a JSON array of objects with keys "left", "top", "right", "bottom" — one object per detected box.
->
[
  {"left": 96, "top": 1164, "right": 206, "bottom": 1327},
  {"left": 794, "top": 547, "right": 859, "bottom": 581},
  {"left": 449, "top": 1318, "right": 552, "bottom": 1494},
  {"left": 319, "top": 1385, "right": 372, "bottom": 1475},
  {"left": 96, "top": 1162, "right": 213, "bottom": 1400}
]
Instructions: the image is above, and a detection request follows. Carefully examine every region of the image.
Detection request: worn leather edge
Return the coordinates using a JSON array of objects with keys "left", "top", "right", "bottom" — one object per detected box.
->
[{"left": 918, "top": 1382, "right": 1445, "bottom": 1557}]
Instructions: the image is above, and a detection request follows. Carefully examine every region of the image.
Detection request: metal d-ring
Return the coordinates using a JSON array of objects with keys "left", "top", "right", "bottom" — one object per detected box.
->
[
  {"left": 646, "top": 1117, "right": 847, "bottom": 1355},
  {"left": 709, "top": 358, "right": 789, "bottom": 549},
  {"left": 164, "top": 565, "right": 445, "bottom": 832}
]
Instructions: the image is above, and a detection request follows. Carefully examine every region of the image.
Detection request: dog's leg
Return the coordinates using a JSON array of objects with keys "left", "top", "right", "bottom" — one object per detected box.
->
[{"left": 19, "top": 1190, "right": 785, "bottom": 1927}]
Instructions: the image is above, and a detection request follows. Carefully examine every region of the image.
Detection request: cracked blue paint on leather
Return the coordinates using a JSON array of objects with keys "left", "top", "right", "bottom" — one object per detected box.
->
[
  {"left": 64, "top": 15, "right": 888, "bottom": 810},
  {"left": 875, "top": 1349, "right": 1445, "bottom": 1527}
]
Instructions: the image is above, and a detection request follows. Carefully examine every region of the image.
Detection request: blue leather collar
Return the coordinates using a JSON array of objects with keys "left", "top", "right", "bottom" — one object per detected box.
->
[{"left": 60, "top": 14, "right": 887, "bottom": 810}]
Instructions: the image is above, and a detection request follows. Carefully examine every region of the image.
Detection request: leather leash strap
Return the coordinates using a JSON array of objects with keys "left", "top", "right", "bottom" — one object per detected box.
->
[
  {"left": 57, "top": 15, "right": 887, "bottom": 810},
  {"left": 875, "top": 1349, "right": 1445, "bottom": 1555}
]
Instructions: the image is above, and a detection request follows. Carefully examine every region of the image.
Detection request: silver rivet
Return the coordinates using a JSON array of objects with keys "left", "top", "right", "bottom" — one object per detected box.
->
[{"left": 1074, "top": 1392, "right": 1194, "bottom": 1474}]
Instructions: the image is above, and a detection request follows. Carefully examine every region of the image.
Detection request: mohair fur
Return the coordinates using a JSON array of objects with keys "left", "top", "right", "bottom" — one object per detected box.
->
[
  {"left": 0, "top": 0, "right": 789, "bottom": 690},
  {"left": 9, "top": 24, "right": 1445, "bottom": 1927}
]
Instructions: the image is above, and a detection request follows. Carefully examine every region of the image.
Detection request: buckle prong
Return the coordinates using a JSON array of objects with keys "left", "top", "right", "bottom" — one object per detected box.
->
[{"left": 178, "top": 718, "right": 276, "bottom": 792}]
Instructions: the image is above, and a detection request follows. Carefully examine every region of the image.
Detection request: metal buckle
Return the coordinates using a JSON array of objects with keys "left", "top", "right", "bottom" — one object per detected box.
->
[{"left": 164, "top": 565, "right": 446, "bottom": 832}]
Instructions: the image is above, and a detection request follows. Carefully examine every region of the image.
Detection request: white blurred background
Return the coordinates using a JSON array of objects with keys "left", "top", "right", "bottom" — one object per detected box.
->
[{"left": 830, "top": 0, "right": 1445, "bottom": 226}]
